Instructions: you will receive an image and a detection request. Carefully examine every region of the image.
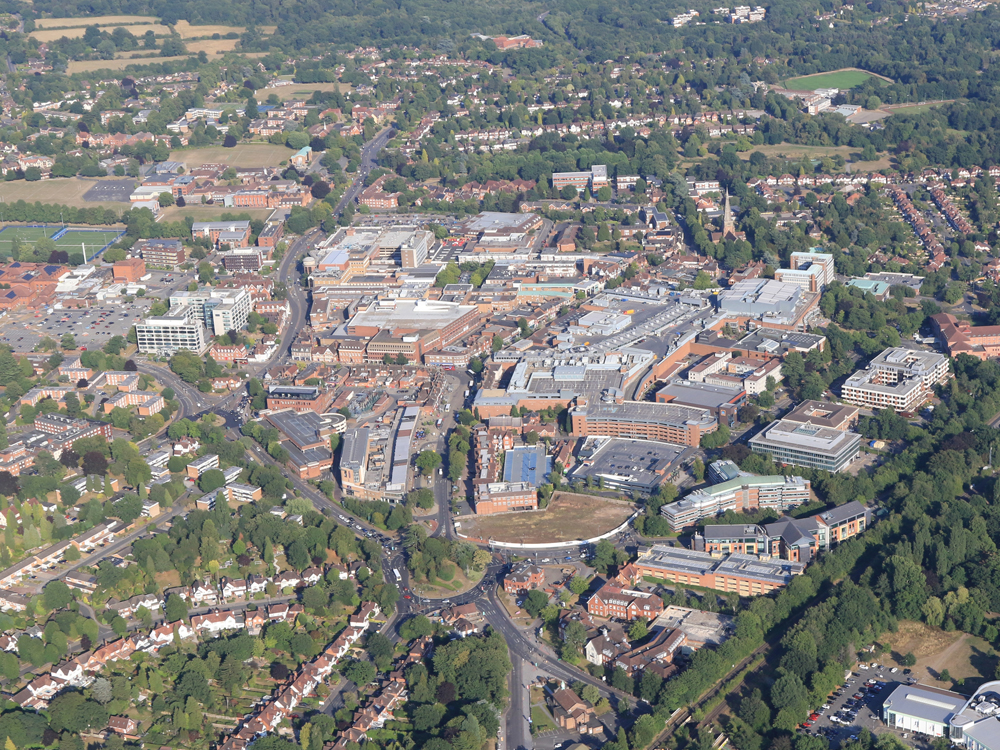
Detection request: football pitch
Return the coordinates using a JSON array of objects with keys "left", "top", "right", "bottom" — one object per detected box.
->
[{"left": 0, "top": 225, "right": 125, "bottom": 261}]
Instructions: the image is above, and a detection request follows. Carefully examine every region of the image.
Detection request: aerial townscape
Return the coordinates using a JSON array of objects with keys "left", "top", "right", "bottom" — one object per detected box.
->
[{"left": 1, "top": 4, "right": 1000, "bottom": 750}]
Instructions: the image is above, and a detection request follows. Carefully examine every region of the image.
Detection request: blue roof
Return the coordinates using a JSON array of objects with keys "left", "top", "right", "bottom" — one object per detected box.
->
[{"left": 503, "top": 445, "right": 551, "bottom": 486}]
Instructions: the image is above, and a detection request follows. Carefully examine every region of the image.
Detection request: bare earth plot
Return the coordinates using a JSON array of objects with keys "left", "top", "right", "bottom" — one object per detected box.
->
[
  {"left": 880, "top": 620, "right": 997, "bottom": 687},
  {"left": 458, "top": 491, "right": 634, "bottom": 544},
  {"left": 169, "top": 144, "right": 294, "bottom": 169}
]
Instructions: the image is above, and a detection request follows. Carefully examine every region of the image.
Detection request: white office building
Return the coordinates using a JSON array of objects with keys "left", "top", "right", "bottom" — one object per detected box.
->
[
  {"left": 135, "top": 310, "right": 209, "bottom": 355},
  {"left": 169, "top": 287, "right": 252, "bottom": 337}
]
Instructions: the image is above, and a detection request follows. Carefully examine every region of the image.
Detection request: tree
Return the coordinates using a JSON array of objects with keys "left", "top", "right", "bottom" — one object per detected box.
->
[
  {"left": 198, "top": 468, "right": 226, "bottom": 493},
  {"left": 60, "top": 333, "right": 76, "bottom": 350},
  {"left": 569, "top": 576, "right": 590, "bottom": 595},
  {"left": 223, "top": 134, "right": 238, "bottom": 148},
  {"left": 343, "top": 659, "right": 376, "bottom": 687},
  {"left": 523, "top": 589, "right": 549, "bottom": 617},
  {"left": 43, "top": 580, "right": 73, "bottom": 610},
  {"left": 693, "top": 271, "right": 714, "bottom": 289},
  {"left": 903, "top": 652, "right": 917, "bottom": 667},
  {"left": 415, "top": 450, "right": 442, "bottom": 476},
  {"left": 165, "top": 593, "right": 188, "bottom": 622},
  {"left": 82, "top": 451, "right": 108, "bottom": 476}
]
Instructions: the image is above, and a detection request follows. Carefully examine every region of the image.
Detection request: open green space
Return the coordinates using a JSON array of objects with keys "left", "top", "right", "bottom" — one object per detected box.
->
[{"left": 785, "top": 69, "right": 881, "bottom": 90}]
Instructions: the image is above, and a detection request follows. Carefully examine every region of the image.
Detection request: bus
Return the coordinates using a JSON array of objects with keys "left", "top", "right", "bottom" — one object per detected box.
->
[{"left": 393, "top": 568, "right": 402, "bottom": 582}]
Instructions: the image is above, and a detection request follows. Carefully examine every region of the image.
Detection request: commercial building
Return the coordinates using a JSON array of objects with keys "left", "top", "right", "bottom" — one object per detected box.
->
[
  {"left": 660, "top": 474, "right": 811, "bottom": 531},
  {"left": 346, "top": 299, "right": 482, "bottom": 362},
  {"left": 221, "top": 249, "right": 264, "bottom": 272},
  {"left": 473, "top": 481, "right": 538, "bottom": 515},
  {"left": 841, "top": 347, "right": 950, "bottom": 412},
  {"left": 749, "top": 419, "right": 861, "bottom": 473},
  {"left": 113, "top": 258, "right": 146, "bottom": 283},
  {"left": 654, "top": 379, "right": 745, "bottom": 427},
  {"left": 717, "top": 279, "right": 819, "bottom": 329},
  {"left": 693, "top": 500, "right": 870, "bottom": 562},
  {"left": 135, "top": 310, "right": 210, "bottom": 355},
  {"left": 135, "top": 238, "right": 186, "bottom": 269},
  {"left": 340, "top": 427, "right": 370, "bottom": 495},
  {"left": 881, "top": 683, "right": 968, "bottom": 738},
  {"left": 169, "top": 288, "right": 252, "bottom": 336},
  {"left": 570, "top": 437, "right": 683, "bottom": 493},
  {"left": 568, "top": 397, "right": 718, "bottom": 448},
  {"left": 634, "top": 544, "right": 806, "bottom": 596},
  {"left": 265, "top": 385, "right": 336, "bottom": 414},
  {"left": 948, "top": 682, "right": 1000, "bottom": 750}
]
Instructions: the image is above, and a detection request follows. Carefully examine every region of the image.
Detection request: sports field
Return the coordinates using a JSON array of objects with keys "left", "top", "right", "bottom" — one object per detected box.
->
[
  {"left": 169, "top": 143, "right": 294, "bottom": 168},
  {"left": 0, "top": 226, "right": 125, "bottom": 261},
  {"left": 785, "top": 69, "right": 885, "bottom": 91}
]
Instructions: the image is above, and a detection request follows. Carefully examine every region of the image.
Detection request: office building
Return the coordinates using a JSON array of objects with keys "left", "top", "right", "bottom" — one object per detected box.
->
[
  {"left": 135, "top": 310, "right": 209, "bottom": 355},
  {"left": 774, "top": 251, "right": 835, "bottom": 293},
  {"left": 340, "top": 428, "right": 370, "bottom": 495},
  {"left": 634, "top": 544, "right": 806, "bottom": 596},
  {"left": 841, "top": 347, "right": 950, "bottom": 412},
  {"left": 782, "top": 400, "right": 858, "bottom": 431},
  {"left": 552, "top": 165, "right": 608, "bottom": 193},
  {"left": 930, "top": 312, "right": 1000, "bottom": 360},
  {"left": 169, "top": 288, "right": 252, "bottom": 336},
  {"left": 693, "top": 501, "right": 869, "bottom": 562},
  {"left": 749, "top": 419, "right": 861, "bottom": 473},
  {"left": 660, "top": 474, "right": 811, "bottom": 531}
]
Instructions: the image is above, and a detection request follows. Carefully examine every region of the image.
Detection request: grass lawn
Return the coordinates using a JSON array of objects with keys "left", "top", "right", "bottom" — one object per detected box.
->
[
  {"left": 885, "top": 102, "right": 949, "bottom": 114},
  {"left": 169, "top": 143, "right": 296, "bottom": 169},
  {"left": 784, "top": 69, "right": 885, "bottom": 90},
  {"left": 35, "top": 14, "right": 158, "bottom": 27},
  {"left": 0, "top": 177, "right": 126, "bottom": 209},
  {"left": 54, "top": 228, "right": 125, "bottom": 253},
  {"left": 530, "top": 706, "right": 557, "bottom": 734},
  {"left": 156, "top": 205, "right": 273, "bottom": 223},
  {"left": 460, "top": 491, "right": 634, "bottom": 544},
  {"left": 0, "top": 225, "right": 56, "bottom": 244},
  {"left": 412, "top": 561, "right": 485, "bottom": 598}
]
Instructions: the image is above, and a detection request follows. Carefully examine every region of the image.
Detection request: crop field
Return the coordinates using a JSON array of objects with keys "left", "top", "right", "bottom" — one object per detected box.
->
[
  {"left": 30, "top": 23, "right": 171, "bottom": 42},
  {"left": 66, "top": 56, "right": 189, "bottom": 74},
  {"left": 34, "top": 15, "right": 159, "bottom": 28},
  {"left": 169, "top": 143, "right": 294, "bottom": 168},
  {"left": 183, "top": 38, "right": 240, "bottom": 55},
  {"left": 458, "top": 491, "right": 634, "bottom": 544},
  {"left": 784, "top": 68, "right": 887, "bottom": 91},
  {"left": 174, "top": 20, "right": 275, "bottom": 37}
]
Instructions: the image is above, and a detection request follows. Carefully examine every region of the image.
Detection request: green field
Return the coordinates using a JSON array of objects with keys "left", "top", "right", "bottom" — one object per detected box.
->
[
  {"left": 0, "top": 226, "right": 57, "bottom": 244},
  {"left": 54, "top": 228, "right": 124, "bottom": 253},
  {"left": 785, "top": 70, "right": 881, "bottom": 91}
]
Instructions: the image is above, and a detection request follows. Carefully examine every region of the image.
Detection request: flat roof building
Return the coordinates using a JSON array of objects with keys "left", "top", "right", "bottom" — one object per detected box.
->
[
  {"left": 661, "top": 474, "right": 811, "bottom": 531},
  {"left": 842, "top": 347, "right": 950, "bottom": 412},
  {"left": 135, "top": 310, "right": 209, "bottom": 355},
  {"left": 783, "top": 400, "right": 859, "bottom": 431},
  {"left": 571, "top": 437, "right": 684, "bottom": 493},
  {"left": 634, "top": 544, "right": 806, "bottom": 597},
  {"left": 655, "top": 379, "right": 745, "bottom": 427},
  {"left": 569, "top": 397, "right": 718, "bottom": 448},
  {"left": 169, "top": 287, "right": 252, "bottom": 337},
  {"left": 749, "top": 419, "right": 861, "bottom": 473}
]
